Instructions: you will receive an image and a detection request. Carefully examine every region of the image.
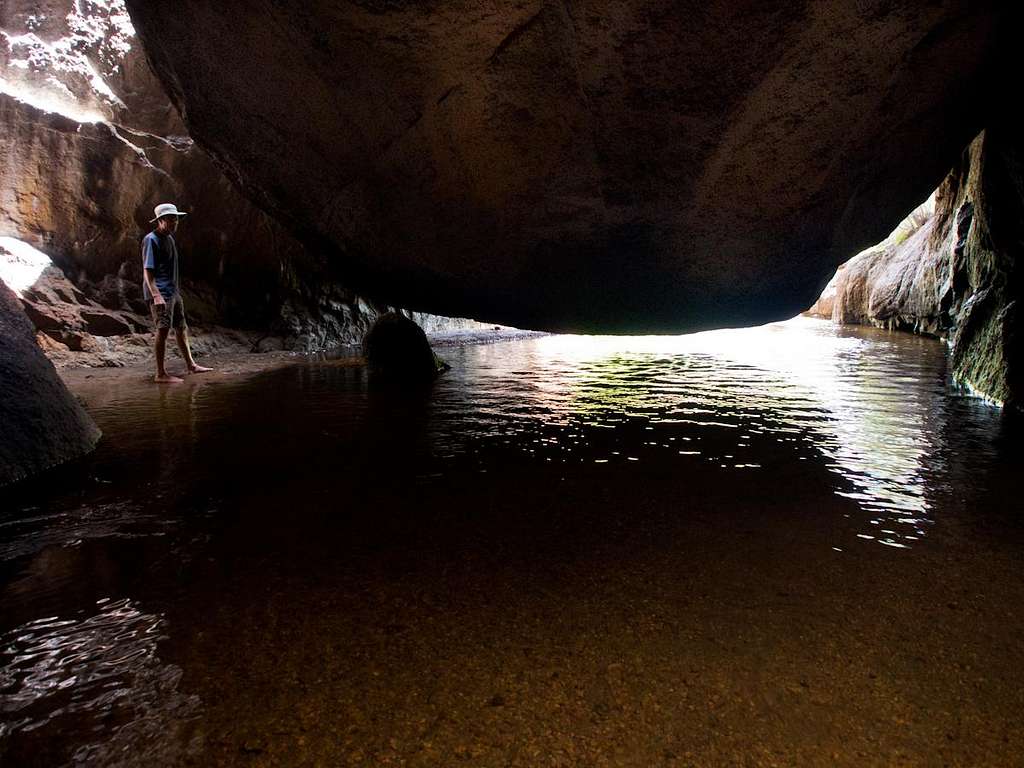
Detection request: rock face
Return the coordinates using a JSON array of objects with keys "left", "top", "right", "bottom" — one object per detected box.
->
[
  {"left": 124, "top": 1, "right": 1007, "bottom": 332},
  {"left": 931, "top": 128, "right": 1021, "bottom": 408},
  {"left": 806, "top": 198, "right": 944, "bottom": 335},
  {"left": 0, "top": 2, "right": 360, "bottom": 355},
  {"left": 2, "top": 1, "right": 484, "bottom": 364},
  {"left": 810, "top": 129, "right": 1022, "bottom": 407},
  {"left": 0, "top": 277, "right": 100, "bottom": 486}
]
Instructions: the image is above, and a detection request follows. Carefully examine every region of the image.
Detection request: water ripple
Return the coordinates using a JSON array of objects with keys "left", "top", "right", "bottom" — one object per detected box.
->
[{"left": 0, "top": 598, "right": 199, "bottom": 765}]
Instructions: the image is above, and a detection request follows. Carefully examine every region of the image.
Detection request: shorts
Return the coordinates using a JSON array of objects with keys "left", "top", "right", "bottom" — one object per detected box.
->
[{"left": 150, "top": 293, "right": 188, "bottom": 331}]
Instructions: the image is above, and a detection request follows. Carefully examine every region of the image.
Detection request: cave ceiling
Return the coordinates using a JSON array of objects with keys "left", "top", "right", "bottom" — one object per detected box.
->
[{"left": 125, "top": 1, "right": 1004, "bottom": 332}]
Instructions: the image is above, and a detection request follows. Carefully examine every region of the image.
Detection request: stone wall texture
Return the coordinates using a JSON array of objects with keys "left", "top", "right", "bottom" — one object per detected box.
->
[{"left": 0, "top": 277, "right": 100, "bottom": 486}]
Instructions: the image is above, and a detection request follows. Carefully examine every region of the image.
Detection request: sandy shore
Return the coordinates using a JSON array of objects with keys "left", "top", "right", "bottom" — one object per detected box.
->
[
  {"left": 428, "top": 327, "right": 549, "bottom": 347},
  {"left": 57, "top": 328, "right": 548, "bottom": 392}
]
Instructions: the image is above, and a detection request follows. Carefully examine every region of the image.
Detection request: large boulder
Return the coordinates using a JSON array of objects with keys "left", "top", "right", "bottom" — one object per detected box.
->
[
  {"left": 0, "top": 277, "right": 100, "bottom": 486},
  {"left": 363, "top": 312, "right": 445, "bottom": 382},
  {"left": 124, "top": 1, "right": 1009, "bottom": 332}
]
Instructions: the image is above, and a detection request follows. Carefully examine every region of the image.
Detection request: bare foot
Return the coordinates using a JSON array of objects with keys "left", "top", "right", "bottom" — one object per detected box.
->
[
  {"left": 154, "top": 373, "right": 184, "bottom": 384},
  {"left": 188, "top": 364, "right": 213, "bottom": 374}
]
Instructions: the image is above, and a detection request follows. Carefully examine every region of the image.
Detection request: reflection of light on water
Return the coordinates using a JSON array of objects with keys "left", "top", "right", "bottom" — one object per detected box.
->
[
  {"left": 0, "top": 597, "right": 199, "bottom": 763},
  {"left": 437, "top": 317, "right": 946, "bottom": 548},
  {"left": 545, "top": 319, "right": 939, "bottom": 547},
  {"left": 0, "top": 499, "right": 169, "bottom": 562}
]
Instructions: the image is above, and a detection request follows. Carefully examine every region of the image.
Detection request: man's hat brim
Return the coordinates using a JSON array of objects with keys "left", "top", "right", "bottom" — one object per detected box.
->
[{"left": 149, "top": 212, "right": 188, "bottom": 223}]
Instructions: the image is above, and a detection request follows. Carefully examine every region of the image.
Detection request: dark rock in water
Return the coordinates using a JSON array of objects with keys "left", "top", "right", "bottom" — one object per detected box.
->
[
  {"left": 0, "top": 278, "right": 101, "bottom": 486},
  {"left": 125, "top": 0, "right": 1006, "bottom": 333},
  {"left": 363, "top": 313, "right": 446, "bottom": 382}
]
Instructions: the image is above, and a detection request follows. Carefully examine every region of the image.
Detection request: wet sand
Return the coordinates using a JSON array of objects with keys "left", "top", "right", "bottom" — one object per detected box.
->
[
  {"left": 57, "top": 349, "right": 320, "bottom": 396},
  {"left": 56, "top": 328, "right": 546, "bottom": 392}
]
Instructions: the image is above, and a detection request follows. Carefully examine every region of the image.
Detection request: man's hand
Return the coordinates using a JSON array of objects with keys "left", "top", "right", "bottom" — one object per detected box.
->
[{"left": 153, "top": 292, "right": 166, "bottom": 306}]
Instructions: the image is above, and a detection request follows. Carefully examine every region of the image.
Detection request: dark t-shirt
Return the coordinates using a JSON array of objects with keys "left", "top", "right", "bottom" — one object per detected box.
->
[{"left": 142, "top": 231, "right": 180, "bottom": 301}]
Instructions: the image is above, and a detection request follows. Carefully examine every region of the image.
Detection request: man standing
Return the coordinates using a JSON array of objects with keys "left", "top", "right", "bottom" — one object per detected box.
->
[{"left": 142, "top": 203, "right": 212, "bottom": 383}]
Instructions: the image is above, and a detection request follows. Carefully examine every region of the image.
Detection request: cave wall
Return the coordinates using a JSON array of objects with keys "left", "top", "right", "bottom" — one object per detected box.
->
[
  {"left": 123, "top": 0, "right": 1007, "bottom": 333},
  {"left": 945, "top": 128, "right": 1021, "bottom": 407},
  {"left": 808, "top": 128, "right": 1022, "bottom": 407},
  {"left": 0, "top": 84, "right": 396, "bottom": 351},
  {"left": 805, "top": 196, "right": 945, "bottom": 335},
  {"left": 2, "top": 1, "right": 482, "bottom": 366}
]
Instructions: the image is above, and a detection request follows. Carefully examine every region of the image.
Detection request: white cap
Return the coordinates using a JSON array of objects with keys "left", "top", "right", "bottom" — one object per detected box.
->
[{"left": 150, "top": 203, "right": 188, "bottom": 223}]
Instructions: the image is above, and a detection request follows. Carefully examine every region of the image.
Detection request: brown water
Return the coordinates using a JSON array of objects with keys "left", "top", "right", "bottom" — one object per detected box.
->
[{"left": 1, "top": 317, "right": 1022, "bottom": 766}]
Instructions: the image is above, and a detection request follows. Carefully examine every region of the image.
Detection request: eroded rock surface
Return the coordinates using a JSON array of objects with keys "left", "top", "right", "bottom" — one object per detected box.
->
[
  {"left": 942, "top": 129, "right": 1021, "bottom": 407},
  {"left": 0, "top": 71, "right": 358, "bottom": 357},
  {"left": 806, "top": 198, "right": 945, "bottom": 336},
  {"left": 125, "top": 1, "right": 1006, "bottom": 332},
  {"left": 810, "top": 129, "right": 1022, "bottom": 407},
  {"left": 1, "top": 1, "right": 485, "bottom": 365},
  {"left": 0, "top": 277, "right": 100, "bottom": 486}
]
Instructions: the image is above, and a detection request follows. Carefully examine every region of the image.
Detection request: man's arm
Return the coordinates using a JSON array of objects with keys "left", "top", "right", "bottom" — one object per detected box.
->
[
  {"left": 142, "top": 237, "right": 165, "bottom": 305},
  {"left": 144, "top": 268, "right": 165, "bottom": 305}
]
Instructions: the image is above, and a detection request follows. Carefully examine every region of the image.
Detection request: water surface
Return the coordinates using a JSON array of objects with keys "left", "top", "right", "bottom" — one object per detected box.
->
[{"left": 2, "top": 318, "right": 1021, "bottom": 766}]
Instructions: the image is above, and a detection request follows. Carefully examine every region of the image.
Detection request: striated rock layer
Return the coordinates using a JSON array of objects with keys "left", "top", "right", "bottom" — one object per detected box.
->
[
  {"left": 124, "top": 0, "right": 1007, "bottom": 332},
  {"left": 0, "top": 277, "right": 100, "bottom": 486},
  {"left": 809, "top": 129, "right": 1022, "bottom": 407}
]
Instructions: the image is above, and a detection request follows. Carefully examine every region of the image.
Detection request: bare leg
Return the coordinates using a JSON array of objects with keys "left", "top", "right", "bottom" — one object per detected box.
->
[
  {"left": 154, "top": 328, "right": 183, "bottom": 383},
  {"left": 176, "top": 328, "right": 212, "bottom": 373}
]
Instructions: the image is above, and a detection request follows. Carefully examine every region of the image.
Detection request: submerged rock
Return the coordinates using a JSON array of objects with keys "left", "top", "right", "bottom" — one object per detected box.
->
[
  {"left": 363, "top": 313, "right": 447, "bottom": 382},
  {"left": 0, "top": 278, "right": 100, "bottom": 486}
]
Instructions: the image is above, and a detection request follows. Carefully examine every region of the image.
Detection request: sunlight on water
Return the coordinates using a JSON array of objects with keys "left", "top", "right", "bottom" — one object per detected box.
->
[{"left": 434, "top": 317, "right": 949, "bottom": 548}]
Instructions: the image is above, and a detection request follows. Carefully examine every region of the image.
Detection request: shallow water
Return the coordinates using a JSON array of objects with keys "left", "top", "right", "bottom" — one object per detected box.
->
[{"left": 1, "top": 317, "right": 1022, "bottom": 766}]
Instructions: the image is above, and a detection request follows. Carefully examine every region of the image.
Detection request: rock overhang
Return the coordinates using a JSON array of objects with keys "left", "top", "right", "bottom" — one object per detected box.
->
[{"left": 123, "top": 0, "right": 1007, "bottom": 333}]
